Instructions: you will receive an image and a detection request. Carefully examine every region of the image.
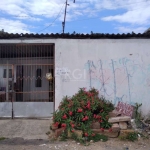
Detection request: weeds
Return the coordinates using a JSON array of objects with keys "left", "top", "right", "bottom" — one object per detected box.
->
[
  {"left": 0, "top": 137, "right": 6, "bottom": 141},
  {"left": 119, "top": 132, "right": 139, "bottom": 142}
]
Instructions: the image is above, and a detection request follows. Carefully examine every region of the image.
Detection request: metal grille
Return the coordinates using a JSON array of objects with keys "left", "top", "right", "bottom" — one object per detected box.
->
[{"left": 0, "top": 44, "right": 54, "bottom": 102}]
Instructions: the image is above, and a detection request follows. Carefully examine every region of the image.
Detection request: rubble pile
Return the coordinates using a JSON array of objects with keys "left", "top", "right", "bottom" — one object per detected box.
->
[{"left": 108, "top": 109, "right": 135, "bottom": 137}]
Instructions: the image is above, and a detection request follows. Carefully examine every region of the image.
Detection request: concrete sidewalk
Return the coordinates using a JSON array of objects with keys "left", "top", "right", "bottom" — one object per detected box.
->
[{"left": 0, "top": 119, "right": 52, "bottom": 140}]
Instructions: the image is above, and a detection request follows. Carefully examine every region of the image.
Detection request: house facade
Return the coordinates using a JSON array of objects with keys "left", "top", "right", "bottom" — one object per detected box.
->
[{"left": 0, "top": 33, "right": 150, "bottom": 118}]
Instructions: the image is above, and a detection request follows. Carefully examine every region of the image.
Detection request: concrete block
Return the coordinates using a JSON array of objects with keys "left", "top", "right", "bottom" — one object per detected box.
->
[
  {"left": 112, "top": 123, "right": 120, "bottom": 132},
  {"left": 119, "top": 122, "right": 127, "bottom": 130},
  {"left": 108, "top": 116, "right": 131, "bottom": 123}
]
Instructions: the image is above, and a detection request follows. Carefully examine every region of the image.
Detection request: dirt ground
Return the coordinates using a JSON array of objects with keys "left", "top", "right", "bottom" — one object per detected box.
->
[
  {"left": 0, "top": 119, "right": 150, "bottom": 150},
  {"left": 0, "top": 137, "right": 150, "bottom": 150}
]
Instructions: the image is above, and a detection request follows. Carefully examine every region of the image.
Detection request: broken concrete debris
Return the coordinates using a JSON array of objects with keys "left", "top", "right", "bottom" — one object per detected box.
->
[
  {"left": 108, "top": 110, "right": 133, "bottom": 135},
  {"left": 119, "top": 122, "right": 127, "bottom": 130},
  {"left": 108, "top": 116, "right": 131, "bottom": 123}
]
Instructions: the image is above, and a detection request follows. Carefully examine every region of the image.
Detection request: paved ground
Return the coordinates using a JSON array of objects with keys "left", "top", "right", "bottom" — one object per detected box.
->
[
  {"left": 0, "top": 119, "right": 150, "bottom": 150},
  {"left": 0, "top": 119, "right": 51, "bottom": 139}
]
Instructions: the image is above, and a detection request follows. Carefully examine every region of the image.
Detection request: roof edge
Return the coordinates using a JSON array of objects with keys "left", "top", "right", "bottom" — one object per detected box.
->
[{"left": 0, "top": 32, "right": 150, "bottom": 39}]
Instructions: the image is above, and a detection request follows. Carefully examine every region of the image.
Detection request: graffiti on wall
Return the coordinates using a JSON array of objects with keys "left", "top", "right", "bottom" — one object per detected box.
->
[
  {"left": 84, "top": 55, "right": 150, "bottom": 107},
  {"left": 116, "top": 101, "right": 134, "bottom": 117}
]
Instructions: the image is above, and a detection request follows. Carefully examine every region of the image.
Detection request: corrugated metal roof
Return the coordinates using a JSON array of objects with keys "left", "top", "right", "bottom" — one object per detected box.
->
[{"left": 0, "top": 32, "right": 150, "bottom": 39}]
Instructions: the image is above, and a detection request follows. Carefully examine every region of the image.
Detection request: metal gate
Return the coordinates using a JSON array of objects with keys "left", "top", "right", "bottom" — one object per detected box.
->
[{"left": 0, "top": 44, "right": 55, "bottom": 118}]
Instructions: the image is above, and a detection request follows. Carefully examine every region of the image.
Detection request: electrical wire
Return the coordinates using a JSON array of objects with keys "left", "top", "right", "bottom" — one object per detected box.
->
[
  {"left": 65, "top": 3, "right": 150, "bottom": 23},
  {"left": 37, "top": 3, "right": 65, "bottom": 33},
  {"left": 0, "top": 0, "right": 149, "bottom": 33}
]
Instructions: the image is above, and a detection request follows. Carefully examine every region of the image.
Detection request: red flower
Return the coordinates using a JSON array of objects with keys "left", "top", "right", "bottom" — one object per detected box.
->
[
  {"left": 83, "top": 87, "right": 86, "bottom": 91},
  {"left": 84, "top": 133, "right": 88, "bottom": 137},
  {"left": 61, "top": 123, "right": 66, "bottom": 128},
  {"left": 71, "top": 129, "right": 74, "bottom": 132},
  {"left": 82, "top": 118, "right": 86, "bottom": 121},
  {"left": 77, "top": 108, "right": 83, "bottom": 113},
  {"left": 69, "top": 111, "right": 73, "bottom": 116},
  {"left": 100, "top": 109, "right": 103, "bottom": 113},
  {"left": 54, "top": 122, "right": 59, "bottom": 127},
  {"left": 93, "top": 114, "right": 96, "bottom": 118},
  {"left": 86, "top": 103, "right": 90, "bottom": 109},
  {"left": 62, "top": 114, "right": 67, "bottom": 119},
  {"left": 109, "top": 128, "right": 112, "bottom": 132},
  {"left": 82, "top": 116, "right": 88, "bottom": 121},
  {"left": 96, "top": 115, "right": 101, "bottom": 119},
  {"left": 92, "top": 133, "right": 95, "bottom": 136},
  {"left": 100, "top": 128, "right": 104, "bottom": 132},
  {"left": 85, "top": 116, "right": 88, "bottom": 120},
  {"left": 71, "top": 124, "right": 75, "bottom": 128},
  {"left": 98, "top": 119, "right": 103, "bottom": 123}
]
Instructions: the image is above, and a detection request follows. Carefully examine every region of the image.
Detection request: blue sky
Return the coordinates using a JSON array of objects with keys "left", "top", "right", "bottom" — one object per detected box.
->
[{"left": 0, "top": 0, "right": 150, "bottom": 34}]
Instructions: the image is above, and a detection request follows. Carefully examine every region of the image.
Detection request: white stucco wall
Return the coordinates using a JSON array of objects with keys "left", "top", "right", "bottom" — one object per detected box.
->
[
  {"left": 0, "top": 38, "right": 150, "bottom": 116},
  {"left": 54, "top": 39, "right": 150, "bottom": 116}
]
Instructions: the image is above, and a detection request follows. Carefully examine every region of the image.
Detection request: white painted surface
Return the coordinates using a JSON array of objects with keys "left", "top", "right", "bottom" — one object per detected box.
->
[
  {"left": 54, "top": 39, "right": 150, "bottom": 116},
  {"left": 0, "top": 39, "right": 150, "bottom": 116},
  {"left": 13, "top": 102, "right": 54, "bottom": 117},
  {"left": 0, "top": 102, "right": 12, "bottom": 117}
]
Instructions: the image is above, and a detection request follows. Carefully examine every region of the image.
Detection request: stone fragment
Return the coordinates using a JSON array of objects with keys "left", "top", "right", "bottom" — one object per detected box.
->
[
  {"left": 119, "top": 122, "right": 127, "bottom": 130},
  {"left": 109, "top": 109, "right": 121, "bottom": 117},
  {"left": 91, "top": 129, "right": 120, "bottom": 138},
  {"left": 112, "top": 123, "right": 120, "bottom": 132},
  {"left": 91, "top": 122, "right": 100, "bottom": 129},
  {"left": 108, "top": 116, "right": 131, "bottom": 123}
]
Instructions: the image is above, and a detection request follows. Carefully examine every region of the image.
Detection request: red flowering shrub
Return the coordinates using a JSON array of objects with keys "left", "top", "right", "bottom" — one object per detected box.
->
[{"left": 52, "top": 87, "right": 114, "bottom": 141}]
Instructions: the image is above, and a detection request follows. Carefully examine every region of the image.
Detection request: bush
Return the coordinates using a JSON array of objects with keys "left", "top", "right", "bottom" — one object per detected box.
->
[{"left": 52, "top": 87, "right": 114, "bottom": 142}]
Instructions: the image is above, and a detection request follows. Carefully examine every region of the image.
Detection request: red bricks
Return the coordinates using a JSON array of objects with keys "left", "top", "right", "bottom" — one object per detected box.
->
[
  {"left": 91, "top": 129, "right": 119, "bottom": 138},
  {"left": 54, "top": 127, "right": 65, "bottom": 138}
]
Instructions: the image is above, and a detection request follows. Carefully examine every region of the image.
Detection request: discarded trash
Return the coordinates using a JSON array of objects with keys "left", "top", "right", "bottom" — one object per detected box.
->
[
  {"left": 90, "top": 140, "right": 93, "bottom": 143},
  {"left": 131, "top": 119, "right": 137, "bottom": 129},
  {"left": 55, "top": 145, "right": 58, "bottom": 149},
  {"left": 39, "top": 144, "right": 47, "bottom": 146},
  {"left": 138, "top": 134, "right": 141, "bottom": 140}
]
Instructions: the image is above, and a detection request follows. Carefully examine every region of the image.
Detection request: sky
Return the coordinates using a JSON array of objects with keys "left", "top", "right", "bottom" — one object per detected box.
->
[{"left": 0, "top": 0, "right": 150, "bottom": 34}]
